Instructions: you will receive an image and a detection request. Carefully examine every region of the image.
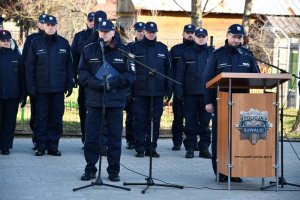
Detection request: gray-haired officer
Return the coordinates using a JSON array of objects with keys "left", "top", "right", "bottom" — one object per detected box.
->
[
  {"left": 71, "top": 12, "right": 95, "bottom": 145},
  {"left": 170, "top": 24, "right": 195, "bottom": 151},
  {"left": 78, "top": 19, "right": 135, "bottom": 182},
  {"left": 25, "top": 15, "right": 74, "bottom": 156},
  {"left": 203, "top": 24, "right": 260, "bottom": 182},
  {"left": 22, "top": 13, "right": 48, "bottom": 150}
]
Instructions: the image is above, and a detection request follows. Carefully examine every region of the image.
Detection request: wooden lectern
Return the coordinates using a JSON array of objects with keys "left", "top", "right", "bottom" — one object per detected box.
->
[{"left": 206, "top": 73, "right": 291, "bottom": 191}]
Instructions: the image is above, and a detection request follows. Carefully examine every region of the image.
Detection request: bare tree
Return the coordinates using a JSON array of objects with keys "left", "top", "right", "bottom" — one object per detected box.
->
[
  {"left": 242, "top": 0, "right": 253, "bottom": 34},
  {"left": 191, "top": 0, "right": 202, "bottom": 27},
  {"left": 0, "top": 0, "right": 97, "bottom": 43},
  {"left": 190, "top": 0, "right": 224, "bottom": 28}
]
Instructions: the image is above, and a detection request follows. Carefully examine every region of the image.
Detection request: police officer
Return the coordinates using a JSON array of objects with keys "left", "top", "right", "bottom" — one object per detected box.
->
[
  {"left": 22, "top": 13, "right": 47, "bottom": 150},
  {"left": 125, "top": 22, "right": 145, "bottom": 150},
  {"left": 170, "top": 24, "right": 195, "bottom": 151},
  {"left": 84, "top": 10, "right": 108, "bottom": 45},
  {"left": 203, "top": 24, "right": 260, "bottom": 182},
  {"left": 175, "top": 28, "right": 214, "bottom": 159},
  {"left": 0, "top": 30, "right": 26, "bottom": 155},
  {"left": 71, "top": 12, "right": 95, "bottom": 145},
  {"left": 25, "top": 15, "right": 74, "bottom": 156},
  {"left": 130, "top": 21, "right": 172, "bottom": 158},
  {"left": 78, "top": 19, "right": 135, "bottom": 182}
]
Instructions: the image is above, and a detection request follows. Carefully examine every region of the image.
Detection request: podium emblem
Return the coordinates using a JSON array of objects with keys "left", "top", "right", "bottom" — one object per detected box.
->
[{"left": 236, "top": 108, "right": 273, "bottom": 145}]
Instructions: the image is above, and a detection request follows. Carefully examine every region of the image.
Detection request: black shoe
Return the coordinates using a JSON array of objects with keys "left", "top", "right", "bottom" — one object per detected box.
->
[
  {"left": 35, "top": 149, "right": 45, "bottom": 156},
  {"left": 2, "top": 150, "right": 10, "bottom": 155},
  {"left": 108, "top": 174, "right": 120, "bottom": 182},
  {"left": 32, "top": 145, "right": 38, "bottom": 150},
  {"left": 47, "top": 148, "right": 61, "bottom": 156},
  {"left": 199, "top": 150, "right": 212, "bottom": 159},
  {"left": 81, "top": 172, "right": 96, "bottom": 181},
  {"left": 185, "top": 150, "right": 194, "bottom": 158},
  {"left": 231, "top": 177, "right": 243, "bottom": 182},
  {"left": 126, "top": 143, "right": 135, "bottom": 150},
  {"left": 145, "top": 150, "right": 160, "bottom": 158},
  {"left": 172, "top": 144, "right": 181, "bottom": 151},
  {"left": 218, "top": 174, "right": 242, "bottom": 183},
  {"left": 135, "top": 152, "right": 144, "bottom": 157}
]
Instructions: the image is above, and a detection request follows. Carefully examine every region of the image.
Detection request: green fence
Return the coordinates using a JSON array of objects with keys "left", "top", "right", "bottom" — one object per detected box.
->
[
  {"left": 16, "top": 88, "right": 299, "bottom": 137},
  {"left": 16, "top": 88, "right": 174, "bottom": 135}
]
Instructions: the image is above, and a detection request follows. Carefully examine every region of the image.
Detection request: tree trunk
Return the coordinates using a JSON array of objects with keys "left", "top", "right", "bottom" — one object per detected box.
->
[
  {"left": 192, "top": 0, "right": 202, "bottom": 28},
  {"left": 291, "top": 101, "right": 300, "bottom": 133},
  {"left": 242, "top": 0, "right": 253, "bottom": 34}
]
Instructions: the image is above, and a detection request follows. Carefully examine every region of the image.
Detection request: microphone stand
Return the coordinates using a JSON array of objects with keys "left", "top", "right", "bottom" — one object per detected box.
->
[
  {"left": 117, "top": 47, "right": 184, "bottom": 194},
  {"left": 73, "top": 40, "right": 131, "bottom": 192},
  {"left": 237, "top": 47, "right": 300, "bottom": 190}
]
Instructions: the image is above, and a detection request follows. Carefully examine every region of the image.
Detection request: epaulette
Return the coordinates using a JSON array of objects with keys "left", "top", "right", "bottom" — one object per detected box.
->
[
  {"left": 127, "top": 41, "right": 139, "bottom": 47},
  {"left": 57, "top": 35, "right": 69, "bottom": 43},
  {"left": 157, "top": 41, "right": 167, "bottom": 48},
  {"left": 30, "top": 35, "right": 43, "bottom": 43},
  {"left": 212, "top": 46, "right": 224, "bottom": 53},
  {"left": 83, "top": 42, "right": 97, "bottom": 49}
]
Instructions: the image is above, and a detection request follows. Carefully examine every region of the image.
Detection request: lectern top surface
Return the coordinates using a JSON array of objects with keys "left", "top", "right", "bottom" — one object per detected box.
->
[{"left": 206, "top": 73, "right": 291, "bottom": 89}]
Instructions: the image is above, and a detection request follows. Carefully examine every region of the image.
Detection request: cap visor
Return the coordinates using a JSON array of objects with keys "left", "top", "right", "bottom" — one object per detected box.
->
[
  {"left": 97, "top": 28, "right": 112, "bottom": 32},
  {"left": 196, "top": 34, "right": 207, "bottom": 36},
  {"left": 45, "top": 22, "right": 57, "bottom": 25}
]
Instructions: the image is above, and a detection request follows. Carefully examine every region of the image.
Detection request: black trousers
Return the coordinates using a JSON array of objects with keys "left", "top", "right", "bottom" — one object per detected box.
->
[
  {"left": 0, "top": 99, "right": 19, "bottom": 150},
  {"left": 84, "top": 107, "right": 123, "bottom": 176}
]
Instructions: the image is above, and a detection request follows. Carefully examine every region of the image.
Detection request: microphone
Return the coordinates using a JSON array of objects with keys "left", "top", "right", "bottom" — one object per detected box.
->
[
  {"left": 116, "top": 47, "right": 136, "bottom": 59},
  {"left": 99, "top": 38, "right": 104, "bottom": 50},
  {"left": 99, "top": 38, "right": 111, "bottom": 91}
]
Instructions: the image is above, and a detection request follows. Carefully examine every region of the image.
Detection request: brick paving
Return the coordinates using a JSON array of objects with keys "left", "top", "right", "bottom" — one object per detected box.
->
[{"left": 0, "top": 138, "right": 299, "bottom": 200}]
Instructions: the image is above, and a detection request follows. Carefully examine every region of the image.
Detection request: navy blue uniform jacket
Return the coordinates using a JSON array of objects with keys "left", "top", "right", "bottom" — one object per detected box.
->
[
  {"left": 129, "top": 38, "right": 172, "bottom": 97},
  {"left": 78, "top": 40, "right": 136, "bottom": 108},
  {"left": 203, "top": 45, "right": 260, "bottom": 104},
  {"left": 175, "top": 44, "right": 214, "bottom": 96},
  {"left": 0, "top": 47, "right": 25, "bottom": 99},
  {"left": 25, "top": 34, "right": 74, "bottom": 94}
]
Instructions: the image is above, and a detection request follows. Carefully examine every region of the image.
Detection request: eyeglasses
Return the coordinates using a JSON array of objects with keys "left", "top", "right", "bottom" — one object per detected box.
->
[
  {"left": 88, "top": 19, "right": 94, "bottom": 22},
  {"left": 0, "top": 39, "right": 10, "bottom": 42}
]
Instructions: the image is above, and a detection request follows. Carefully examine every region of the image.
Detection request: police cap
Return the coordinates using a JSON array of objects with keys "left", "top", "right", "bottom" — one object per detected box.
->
[
  {"left": 44, "top": 15, "right": 57, "bottom": 25},
  {"left": 145, "top": 22, "right": 158, "bottom": 32},
  {"left": 195, "top": 28, "right": 208, "bottom": 37},
  {"left": 38, "top": 14, "right": 47, "bottom": 23},
  {"left": 227, "top": 24, "right": 245, "bottom": 35},
  {"left": 134, "top": 22, "right": 145, "bottom": 31},
  {"left": 87, "top": 12, "right": 95, "bottom": 21},
  {"left": 93, "top": 10, "right": 107, "bottom": 30},
  {"left": 0, "top": 30, "right": 12, "bottom": 40},
  {"left": 96, "top": 19, "right": 115, "bottom": 32},
  {"left": 183, "top": 24, "right": 196, "bottom": 33}
]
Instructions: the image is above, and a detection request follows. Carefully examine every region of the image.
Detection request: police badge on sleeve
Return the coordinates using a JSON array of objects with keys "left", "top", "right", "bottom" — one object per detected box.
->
[{"left": 236, "top": 108, "right": 273, "bottom": 145}]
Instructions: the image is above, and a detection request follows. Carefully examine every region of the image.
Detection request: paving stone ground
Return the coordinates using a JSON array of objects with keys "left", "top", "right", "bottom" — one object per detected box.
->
[{"left": 0, "top": 138, "right": 300, "bottom": 200}]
